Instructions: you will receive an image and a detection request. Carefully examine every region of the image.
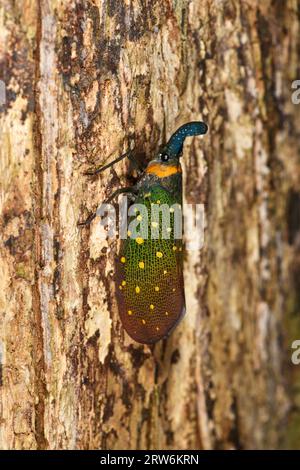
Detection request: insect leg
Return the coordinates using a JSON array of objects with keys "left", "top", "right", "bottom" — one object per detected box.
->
[
  {"left": 77, "top": 187, "right": 137, "bottom": 227},
  {"left": 103, "top": 186, "right": 137, "bottom": 205},
  {"left": 84, "top": 150, "right": 136, "bottom": 176}
]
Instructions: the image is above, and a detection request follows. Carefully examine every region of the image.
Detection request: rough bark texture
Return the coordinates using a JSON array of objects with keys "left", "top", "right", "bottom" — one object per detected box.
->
[{"left": 0, "top": 0, "right": 299, "bottom": 450}]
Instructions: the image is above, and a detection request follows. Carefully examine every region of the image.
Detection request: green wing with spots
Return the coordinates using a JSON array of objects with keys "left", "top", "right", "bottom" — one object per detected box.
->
[{"left": 116, "top": 185, "right": 185, "bottom": 344}]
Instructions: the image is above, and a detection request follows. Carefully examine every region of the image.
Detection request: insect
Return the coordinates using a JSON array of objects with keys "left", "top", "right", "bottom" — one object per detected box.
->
[{"left": 79, "top": 121, "right": 208, "bottom": 344}]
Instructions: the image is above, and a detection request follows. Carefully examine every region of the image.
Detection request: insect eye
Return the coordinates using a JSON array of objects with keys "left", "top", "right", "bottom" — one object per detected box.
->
[{"left": 160, "top": 153, "right": 169, "bottom": 162}]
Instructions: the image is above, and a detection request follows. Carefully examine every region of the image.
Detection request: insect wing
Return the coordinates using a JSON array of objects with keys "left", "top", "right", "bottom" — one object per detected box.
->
[{"left": 116, "top": 186, "right": 185, "bottom": 344}]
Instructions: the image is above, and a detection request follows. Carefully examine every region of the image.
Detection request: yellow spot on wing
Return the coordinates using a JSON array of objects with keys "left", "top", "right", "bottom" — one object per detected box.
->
[
  {"left": 150, "top": 304, "right": 154, "bottom": 310},
  {"left": 128, "top": 310, "right": 132, "bottom": 315},
  {"left": 136, "top": 237, "right": 144, "bottom": 245},
  {"left": 135, "top": 286, "right": 140, "bottom": 294},
  {"left": 139, "top": 261, "right": 145, "bottom": 269},
  {"left": 121, "top": 257, "right": 126, "bottom": 263},
  {"left": 137, "top": 215, "right": 142, "bottom": 221},
  {"left": 121, "top": 280, "right": 126, "bottom": 286},
  {"left": 154, "top": 286, "right": 159, "bottom": 292},
  {"left": 156, "top": 251, "right": 163, "bottom": 258},
  {"left": 142, "top": 319, "right": 146, "bottom": 325}
]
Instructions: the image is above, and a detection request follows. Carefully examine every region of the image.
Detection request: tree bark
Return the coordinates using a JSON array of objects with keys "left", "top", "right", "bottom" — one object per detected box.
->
[{"left": 0, "top": 0, "right": 299, "bottom": 450}]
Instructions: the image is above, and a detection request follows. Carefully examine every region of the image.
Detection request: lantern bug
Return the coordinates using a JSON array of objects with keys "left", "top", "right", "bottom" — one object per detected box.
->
[{"left": 79, "top": 121, "right": 208, "bottom": 344}]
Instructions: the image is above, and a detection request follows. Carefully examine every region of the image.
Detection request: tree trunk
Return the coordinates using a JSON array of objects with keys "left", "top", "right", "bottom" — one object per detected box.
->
[{"left": 0, "top": 0, "right": 299, "bottom": 450}]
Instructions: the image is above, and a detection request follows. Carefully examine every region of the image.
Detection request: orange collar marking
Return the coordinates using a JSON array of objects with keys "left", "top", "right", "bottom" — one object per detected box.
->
[{"left": 145, "top": 163, "right": 182, "bottom": 178}]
